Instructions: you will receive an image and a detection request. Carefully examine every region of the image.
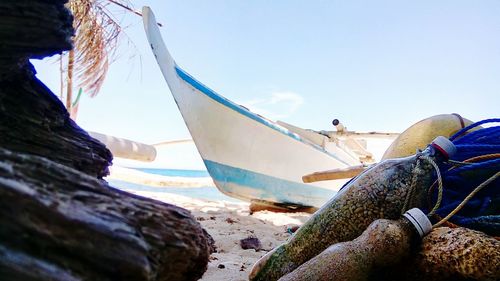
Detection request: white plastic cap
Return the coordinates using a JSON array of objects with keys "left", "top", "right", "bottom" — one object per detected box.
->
[
  {"left": 431, "top": 136, "right": 457, "bottom": 159},
  {"left": 403, "top": 208, "right": 432, "bottom": 238}
]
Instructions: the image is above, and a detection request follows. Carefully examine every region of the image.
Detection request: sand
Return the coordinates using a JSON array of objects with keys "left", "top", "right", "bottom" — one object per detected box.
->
[{"left": 121, "top": 189, "right": 312, "bottom": 281}]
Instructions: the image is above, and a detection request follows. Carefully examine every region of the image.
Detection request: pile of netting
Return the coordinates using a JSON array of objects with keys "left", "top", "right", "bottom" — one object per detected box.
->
[{"left": 429, "top": 118, "right": 499, "bottom": 236}]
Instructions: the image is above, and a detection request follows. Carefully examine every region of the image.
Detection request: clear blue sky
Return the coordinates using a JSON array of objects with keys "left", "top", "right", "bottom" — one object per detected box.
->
[{"left": 33, "top": 0, "right": 500, "bottom": 145}]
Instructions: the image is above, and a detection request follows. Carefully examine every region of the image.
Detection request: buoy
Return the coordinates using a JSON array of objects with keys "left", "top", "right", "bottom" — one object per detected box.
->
[{"left": 382, "top": 114, "right": 475, "bottom": 160}]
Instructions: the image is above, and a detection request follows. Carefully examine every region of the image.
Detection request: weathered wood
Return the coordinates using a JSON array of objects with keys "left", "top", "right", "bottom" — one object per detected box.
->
[
  {"left": 0, "top": 66, "right": 113, "bottom": 178},
  {"left": 0, "top": 0, "right": 109, "bottom": 178},
  {"left": 0, "top": 2, "right": 214, "bottom": 280},
  {"left": 302, "top": 165, "right": 367, "bottom": 183},
  {"left": 0, "top": 148, "right": 214, "bottom": 281},
  {"left": 0, "top": 0, "right": 73, "bottom": 62}
]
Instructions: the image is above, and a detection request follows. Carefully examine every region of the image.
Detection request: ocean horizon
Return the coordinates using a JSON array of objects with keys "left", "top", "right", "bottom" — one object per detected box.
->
[{"left": 108, "top": 168, "right": 242, "bottom": 203}]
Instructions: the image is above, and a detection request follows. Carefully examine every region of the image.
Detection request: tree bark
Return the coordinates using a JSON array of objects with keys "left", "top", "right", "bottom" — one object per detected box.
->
[
  {"left": 0, "top": 66, "right": 112, "bottom": 178},
  {"left": 0, "top": 148, "right": 214, "bottom": 281}
]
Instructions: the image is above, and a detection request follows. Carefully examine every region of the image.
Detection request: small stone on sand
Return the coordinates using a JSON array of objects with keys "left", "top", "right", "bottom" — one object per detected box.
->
[{"left": 240, "top": 237, "right": 262, "bottom": 251}]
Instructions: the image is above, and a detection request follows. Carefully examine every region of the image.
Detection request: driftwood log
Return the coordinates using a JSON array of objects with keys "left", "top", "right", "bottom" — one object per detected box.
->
[
  {"left": 0, "top": 0, "right": 215, "bottom": 280},
  {"left": 0, "top": 148, "right": 214, "bottom": 280},
  {"left": 0, "top": 0, "right": 73, "bottom": 76},
  {"left": 0, "top": 0, "right": 111, "bottom": 179},
  {"left": 0, "top": 67, "right": 113, "bottom": 179}
]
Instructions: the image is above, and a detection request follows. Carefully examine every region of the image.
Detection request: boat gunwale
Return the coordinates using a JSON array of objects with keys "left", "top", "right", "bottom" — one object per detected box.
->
[{"left": 174, "top": 66, "right": 352, "bottom": 166}]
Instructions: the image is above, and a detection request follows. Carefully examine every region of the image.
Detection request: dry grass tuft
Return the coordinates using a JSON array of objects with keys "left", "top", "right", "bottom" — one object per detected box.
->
[{"left": 67, "top": 0, "right": 130, "bottom": 97}]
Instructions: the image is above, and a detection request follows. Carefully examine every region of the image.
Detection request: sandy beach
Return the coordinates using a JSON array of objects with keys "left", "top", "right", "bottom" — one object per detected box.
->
[{"left": 117, "top": 188, "right": 311, "bottom": 281}]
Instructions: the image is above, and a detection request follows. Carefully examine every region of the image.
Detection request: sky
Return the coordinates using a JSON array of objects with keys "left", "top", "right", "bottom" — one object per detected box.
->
[{"left": 33, "top": 0, "right": 500, "bottom": 149}]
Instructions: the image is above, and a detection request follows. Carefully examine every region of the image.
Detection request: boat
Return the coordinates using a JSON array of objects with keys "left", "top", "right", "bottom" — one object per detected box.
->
[{"left": 142, "top": 7, "right": 398, "bottom": 209}]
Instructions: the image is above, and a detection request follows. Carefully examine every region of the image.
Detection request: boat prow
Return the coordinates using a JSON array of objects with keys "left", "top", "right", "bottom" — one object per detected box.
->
[{"left": 142, "top": 7, "right": 371, "bottom": 208}]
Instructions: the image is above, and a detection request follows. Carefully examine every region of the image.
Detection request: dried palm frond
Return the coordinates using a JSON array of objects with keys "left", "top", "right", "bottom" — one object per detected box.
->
[{"left": 67, "top": 0, "right": 129, "bottom": 97}]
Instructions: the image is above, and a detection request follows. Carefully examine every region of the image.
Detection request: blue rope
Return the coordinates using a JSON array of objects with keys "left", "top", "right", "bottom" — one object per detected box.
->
[
  {"left": 432, "top": 119, "right": 500, "bottom": 236},
  {"left": 449, "top": 118, "right": 500, "bottom": 141}
]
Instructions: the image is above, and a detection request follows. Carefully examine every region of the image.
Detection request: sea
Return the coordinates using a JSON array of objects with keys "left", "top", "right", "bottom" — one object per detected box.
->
[{"left": 107, "top": 168, "right": 242, "bottom": 203}]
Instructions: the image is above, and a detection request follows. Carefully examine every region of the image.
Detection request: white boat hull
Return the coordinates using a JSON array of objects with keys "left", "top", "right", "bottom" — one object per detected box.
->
[{"left": 143, "top": 7, "right": 361, "bottom": 208}]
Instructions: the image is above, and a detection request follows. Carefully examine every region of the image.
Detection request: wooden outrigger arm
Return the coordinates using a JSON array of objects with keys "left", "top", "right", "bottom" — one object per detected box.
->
[{"left": 302, "top": 165, "right": 368, "bottom": 183}]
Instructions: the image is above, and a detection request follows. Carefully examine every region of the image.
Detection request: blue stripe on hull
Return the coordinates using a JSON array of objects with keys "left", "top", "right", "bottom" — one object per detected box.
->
[
  {"left": 175, "top": 66, "right": 350, "bottom": 166},
  {"left": 203, "top": 160, "right": 336, "bottom": 208}
]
